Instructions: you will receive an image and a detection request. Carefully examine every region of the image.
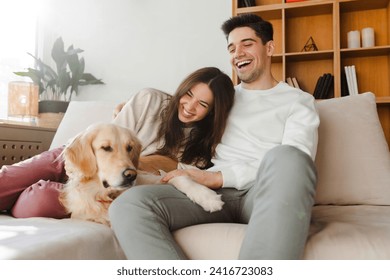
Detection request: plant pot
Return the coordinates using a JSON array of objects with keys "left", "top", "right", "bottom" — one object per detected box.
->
[
  {"left": 37, "top": 100, "right": 70, "bottom": 129},
  {"left": 38, "top": 100, "right": 69, "bottom": 113}
]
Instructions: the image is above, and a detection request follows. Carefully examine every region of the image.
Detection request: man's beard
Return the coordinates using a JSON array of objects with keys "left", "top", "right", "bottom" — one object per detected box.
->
[{"left": 238, "top": 68, "right": 262, "bottom": 84}]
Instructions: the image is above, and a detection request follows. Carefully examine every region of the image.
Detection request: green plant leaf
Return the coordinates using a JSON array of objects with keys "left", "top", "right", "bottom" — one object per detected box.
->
[
  {"left": 57, "top": 68, "right": 70, "bottom": 93},
  {"left": 13, "top": 68, "right": 45, "bottom": 95},
  {"left": 14, "top": 36, "right": 103, "bottom": 101},
  {"left": 67, "top": 53, "right": 81, "bottom": 76},
  {"left": 26, "top": 53, "right": 58, "bottom": 85},
  {"left": 80, "top": 73, "right": 105, "bottom": 85},
  {"left": 66, "top": 45, "right": 84, "bottom": 56},
  {"left": 51, "top": 37, "right": 67, "bottom": 75}
]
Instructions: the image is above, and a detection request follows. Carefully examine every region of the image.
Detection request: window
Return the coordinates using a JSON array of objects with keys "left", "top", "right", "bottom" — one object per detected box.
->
[{"left": 0, "top": 1, "right": 41, "bottom": 119}]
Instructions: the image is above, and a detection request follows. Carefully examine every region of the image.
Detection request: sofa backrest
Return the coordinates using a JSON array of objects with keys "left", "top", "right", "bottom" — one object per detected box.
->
[
  {"left": 50, "top": 100, "right": 118, "bottom": 149},
  {"left": 314, "top": 92, "right": 390, "bottom": 206},
  {"left": 51, "top": 94, "right": 390, "bottom": 206}
]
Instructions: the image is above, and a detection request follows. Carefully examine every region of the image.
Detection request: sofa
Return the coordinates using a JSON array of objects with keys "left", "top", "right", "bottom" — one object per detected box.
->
[{"left": 1, "top": 92, "right": 389, "bottom": 260}]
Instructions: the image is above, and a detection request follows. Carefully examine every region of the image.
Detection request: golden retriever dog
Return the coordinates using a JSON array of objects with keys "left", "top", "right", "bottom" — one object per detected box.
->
[{"left": 59, "top": 123, "right": 224, "bottom": 226}]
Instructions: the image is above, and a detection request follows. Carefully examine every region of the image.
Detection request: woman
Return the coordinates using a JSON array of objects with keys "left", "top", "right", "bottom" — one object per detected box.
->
[{"left": 0, "top": 67, "right": 235, "bottom": 218}]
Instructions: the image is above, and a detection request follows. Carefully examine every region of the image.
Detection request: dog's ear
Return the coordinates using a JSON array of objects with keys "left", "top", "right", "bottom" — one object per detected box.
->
[
  {"left": 63, "top": 129, "right": 97, "bottom": 179},
  {"left": 130, "top": 137, "right": 142, "bottom": 169}
]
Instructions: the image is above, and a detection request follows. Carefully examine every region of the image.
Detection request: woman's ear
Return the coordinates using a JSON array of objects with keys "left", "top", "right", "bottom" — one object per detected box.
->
[{"left": 62, "top": 130, "right": 97, "bottom": 179}]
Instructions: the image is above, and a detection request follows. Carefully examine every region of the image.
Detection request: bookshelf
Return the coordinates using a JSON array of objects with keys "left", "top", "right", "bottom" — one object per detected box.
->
[{"left": 232, "top": 0, "right": 390, "bottom": 147}]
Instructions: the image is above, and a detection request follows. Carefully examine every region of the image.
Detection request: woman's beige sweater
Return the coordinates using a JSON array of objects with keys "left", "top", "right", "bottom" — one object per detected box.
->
[{"left": 112, "top": 88, "right": 171, "bottom": 157}]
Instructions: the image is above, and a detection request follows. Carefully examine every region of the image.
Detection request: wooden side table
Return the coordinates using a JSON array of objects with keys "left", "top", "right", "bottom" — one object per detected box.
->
[{"left": 0, "top": 120, "right": 57, "bottom": 166}]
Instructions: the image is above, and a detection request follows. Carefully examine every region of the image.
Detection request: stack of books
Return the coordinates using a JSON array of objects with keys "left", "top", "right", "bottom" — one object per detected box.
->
[
  {"left": 344, "top": 65, "right": 359, "bottom": 96},
  {"left": 313, "top": 73, "right": 334, "bottom": 99},
  {"left": 238, "top": 0, "right": 255, "bottom": 7},
  {"left": 286, "top": 77, "right": 301, "bottom": 89}
]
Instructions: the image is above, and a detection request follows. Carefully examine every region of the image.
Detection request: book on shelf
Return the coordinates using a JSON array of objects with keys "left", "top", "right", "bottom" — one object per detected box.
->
[
  {"left": 286, "top": 77, "right": 301, "bottom": 89},
  {"left": 292, "top": 77, "right": 300, "bottom": 89},
  {"left": 238, "top": 0, "right": 255, "bottom": 7},
  {"left": 344, "top": 65, "right": 359, "bottom": 95},
  {"left": 313, "top": 73, "right": 334, "bottom": 99},
  {"left": 341, "top": 70, "right": 350, "bottom": 97},
  {"left": 286, "top": 77, "right": 294, "bottom": 87},
  {"left": 351, "top": 65, "right": 359, "bottom": 95},
  {"left": 321, "top": 74, "right": 334, "bottom": 99},
  {"left": 313, "top": 75, "right": 324, "bottom": 99}
]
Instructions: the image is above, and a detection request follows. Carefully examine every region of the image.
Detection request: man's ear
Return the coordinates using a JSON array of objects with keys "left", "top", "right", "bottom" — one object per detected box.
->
[{"left": 266, "top": 40, "right": 275, "bottom": 57}]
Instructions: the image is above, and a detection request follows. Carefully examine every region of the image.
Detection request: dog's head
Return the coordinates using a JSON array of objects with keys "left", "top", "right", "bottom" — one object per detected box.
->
[{"left": 63, "top": 123, "right": 142, "bottom": 190}]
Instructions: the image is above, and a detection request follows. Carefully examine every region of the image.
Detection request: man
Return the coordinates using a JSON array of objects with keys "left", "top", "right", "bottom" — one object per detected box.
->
[{"left": 109, "top": 13, "right": 320, "bottom": 259}]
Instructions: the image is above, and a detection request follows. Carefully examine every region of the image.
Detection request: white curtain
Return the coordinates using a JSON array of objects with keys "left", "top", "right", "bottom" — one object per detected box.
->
[{"left": 0, "top": 0, "right": 41, "bottom": 119}]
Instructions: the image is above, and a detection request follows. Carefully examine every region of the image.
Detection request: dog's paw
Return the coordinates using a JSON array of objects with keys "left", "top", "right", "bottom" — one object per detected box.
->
[
  {"left": 169, "top": 176, "right": 224, "bottom": 212},
  {"left": 195, "top": 190, "right": 224, "bottom": 213}
]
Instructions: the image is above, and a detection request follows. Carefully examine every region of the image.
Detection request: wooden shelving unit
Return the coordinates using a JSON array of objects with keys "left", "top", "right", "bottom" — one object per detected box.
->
[{"left": 232, "top": 0, "right": 390, "bottom": 147}]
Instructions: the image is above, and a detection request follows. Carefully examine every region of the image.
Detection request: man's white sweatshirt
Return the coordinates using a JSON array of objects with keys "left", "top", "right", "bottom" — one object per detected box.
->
[{"left": 209, "top": 82, "right": 320, "bottom": 190}]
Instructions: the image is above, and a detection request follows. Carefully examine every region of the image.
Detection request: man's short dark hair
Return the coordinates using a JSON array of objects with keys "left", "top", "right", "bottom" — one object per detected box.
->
[{"left": 221, "top": 13, "right": 273, "bottom": 45}]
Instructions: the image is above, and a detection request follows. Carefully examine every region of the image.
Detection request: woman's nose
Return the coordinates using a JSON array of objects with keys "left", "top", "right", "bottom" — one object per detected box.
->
[{"left": 187, "top": 99, "right": 198, "bottom": 110}]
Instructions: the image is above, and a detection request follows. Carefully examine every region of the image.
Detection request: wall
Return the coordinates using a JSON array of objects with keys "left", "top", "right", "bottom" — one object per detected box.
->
[
  {"left": 0, "top": 0, "right": 40, "bottom": 119},
  {"left": 38, "top": 0, "right": 232, "bottom": 102}
]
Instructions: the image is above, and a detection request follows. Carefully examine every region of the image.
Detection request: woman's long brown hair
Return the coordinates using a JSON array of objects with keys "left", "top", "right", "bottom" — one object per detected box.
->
[{"left": 156, "top": 67, "right": 235, "bottom": 169}]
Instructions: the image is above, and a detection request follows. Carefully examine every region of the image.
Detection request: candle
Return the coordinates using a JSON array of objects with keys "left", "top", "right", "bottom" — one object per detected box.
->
[
  {"left": 347, "top": 30, "right": 361, "bottom": 48},
  {"left": 362, "top": 27, "right": 375, "bottom": 48}
]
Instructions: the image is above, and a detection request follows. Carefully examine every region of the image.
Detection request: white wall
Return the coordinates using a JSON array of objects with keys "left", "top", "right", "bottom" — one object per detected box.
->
[{"left": 38, "top": 0, "right": 232, "bottom": 102}]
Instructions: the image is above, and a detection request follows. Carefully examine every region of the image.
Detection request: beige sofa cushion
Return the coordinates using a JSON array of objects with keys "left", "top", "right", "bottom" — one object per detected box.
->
[
  {"left": 314, "top": 92, "right": 390, "bottom": 205},
  {"left": 174, "top": 205, "right": 390, "bottom": 260},
  {"left": 173, "top": 223, "right": 246, "bottom": 259},
  {"left": 304, "top": 205, "right": 390, "bottom": 259}
]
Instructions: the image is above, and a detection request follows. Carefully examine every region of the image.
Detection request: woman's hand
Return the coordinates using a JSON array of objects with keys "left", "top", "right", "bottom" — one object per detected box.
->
[
  {"left": 161, "top": 169, "right": 223, "bottom": 190},
  {"left": 112, "top": 102, "right": 127, "bottom": 119}
]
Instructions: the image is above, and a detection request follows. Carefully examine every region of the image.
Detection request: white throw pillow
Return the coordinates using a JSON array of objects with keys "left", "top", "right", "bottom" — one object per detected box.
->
[{"left": 314, "top": 92, "right": 390, "bottom": 205}]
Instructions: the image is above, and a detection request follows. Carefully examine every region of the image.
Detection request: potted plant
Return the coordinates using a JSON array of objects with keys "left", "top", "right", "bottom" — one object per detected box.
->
[{"left": 14, "top": 37, "right": 104, "bottom": 114}]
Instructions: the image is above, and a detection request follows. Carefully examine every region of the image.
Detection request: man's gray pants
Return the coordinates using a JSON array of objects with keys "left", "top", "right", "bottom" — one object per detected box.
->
[{"left": 109, "top": 145, "right": 317, "bottom": 259}]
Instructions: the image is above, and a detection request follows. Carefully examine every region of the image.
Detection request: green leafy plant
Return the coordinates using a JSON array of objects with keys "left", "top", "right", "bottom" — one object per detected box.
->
[{"left": 14, "top": 37, "right": 104, "bottom": 101}]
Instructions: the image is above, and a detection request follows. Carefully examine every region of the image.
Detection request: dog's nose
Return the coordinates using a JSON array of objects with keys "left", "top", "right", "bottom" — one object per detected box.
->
[{"left": 123, "top": 168, "right": 137, "bottom": 183}]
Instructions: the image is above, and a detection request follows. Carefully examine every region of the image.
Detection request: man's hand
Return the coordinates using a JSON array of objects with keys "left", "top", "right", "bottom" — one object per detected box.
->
[{"left": 161, "top": 169, "right": 223, "bottom": 190}]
